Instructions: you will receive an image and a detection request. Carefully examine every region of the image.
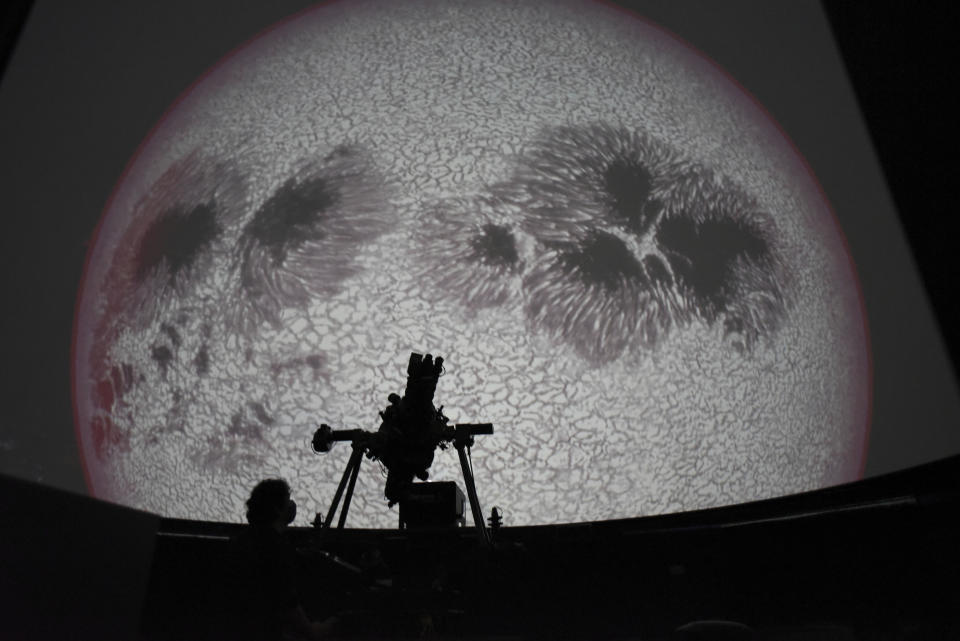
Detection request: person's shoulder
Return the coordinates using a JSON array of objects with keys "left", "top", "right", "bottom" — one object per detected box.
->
[
  {"left": 237, "top": 526, "right": 292, "bottom": 555},
  {"left": 233, "top": 525, "right": 274, "bottom": 556},
  {"left": 232, "top": 525, "right": 256, "bottom": 548}
]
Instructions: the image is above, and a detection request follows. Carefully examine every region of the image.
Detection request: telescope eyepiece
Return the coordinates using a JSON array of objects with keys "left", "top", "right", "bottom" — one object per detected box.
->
[
  {"left": 455, "top": 423, "right": 494, "bottom": 437},
  {"left": 312, "top": 424, "right": 334, "bottom": 453}
]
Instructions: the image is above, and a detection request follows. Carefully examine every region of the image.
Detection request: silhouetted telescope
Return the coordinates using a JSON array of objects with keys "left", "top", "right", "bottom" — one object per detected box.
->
[{"left": 311, "top": 352, "right": 495, "bottom": 544}]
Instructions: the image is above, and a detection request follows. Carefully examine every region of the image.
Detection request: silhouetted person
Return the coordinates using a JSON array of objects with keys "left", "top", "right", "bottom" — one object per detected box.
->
[{"left": 233, "top": 479, "right": 338, "bottom": 640}]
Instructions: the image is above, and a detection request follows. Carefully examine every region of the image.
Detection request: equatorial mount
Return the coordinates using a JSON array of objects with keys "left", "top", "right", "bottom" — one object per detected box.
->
[{"left": 311, "top": 353, "right": 494, "bottom": 545}]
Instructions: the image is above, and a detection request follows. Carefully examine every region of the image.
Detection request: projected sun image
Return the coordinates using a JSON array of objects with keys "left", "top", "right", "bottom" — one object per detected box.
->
[{"left": 73, "top": 0, "right": 869, "bottom": 527}]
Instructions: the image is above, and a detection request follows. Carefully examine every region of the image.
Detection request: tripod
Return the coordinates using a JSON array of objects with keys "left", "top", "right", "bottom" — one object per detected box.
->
[{"left": 319, "top": 424, "right": 494, "bottom": 546}]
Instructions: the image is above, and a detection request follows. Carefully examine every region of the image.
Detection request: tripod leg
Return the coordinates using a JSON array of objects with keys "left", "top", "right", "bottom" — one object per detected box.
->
[
  {"left": 338, "top": 446, "right": 363, "bottom": 529},
  {"left": 324, "top": 447, "right": 364, "bottom": 529},
  {"left": 456, "top": 443, "right": 490, "bottom": 546}
]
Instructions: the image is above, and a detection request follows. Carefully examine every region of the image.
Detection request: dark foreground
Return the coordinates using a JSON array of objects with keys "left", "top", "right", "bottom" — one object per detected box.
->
[
  {"left": 3, "top": 457, "right": 958, "bottom": 640},
  {"left": 135, "top": 457, "right": 960, "bottom": 641}
]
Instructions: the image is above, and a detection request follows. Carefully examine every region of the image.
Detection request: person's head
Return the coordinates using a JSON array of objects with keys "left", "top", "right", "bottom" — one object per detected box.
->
[{"left": 246, "top": 478, "right": 297, "bottom": 530}]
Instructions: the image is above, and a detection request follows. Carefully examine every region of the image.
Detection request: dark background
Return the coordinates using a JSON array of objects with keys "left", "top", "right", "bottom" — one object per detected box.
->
[
  {"left": 824, "top": 1, "right": 960, "bottom": 381},
  {"left": 0, "top": 1, "right": 957, "bottom": 506}
]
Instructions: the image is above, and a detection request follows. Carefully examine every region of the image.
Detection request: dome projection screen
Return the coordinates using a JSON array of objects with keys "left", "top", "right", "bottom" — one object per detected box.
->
[{"left": 73, "top": 0, "right": 879, "bottom": 528}]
